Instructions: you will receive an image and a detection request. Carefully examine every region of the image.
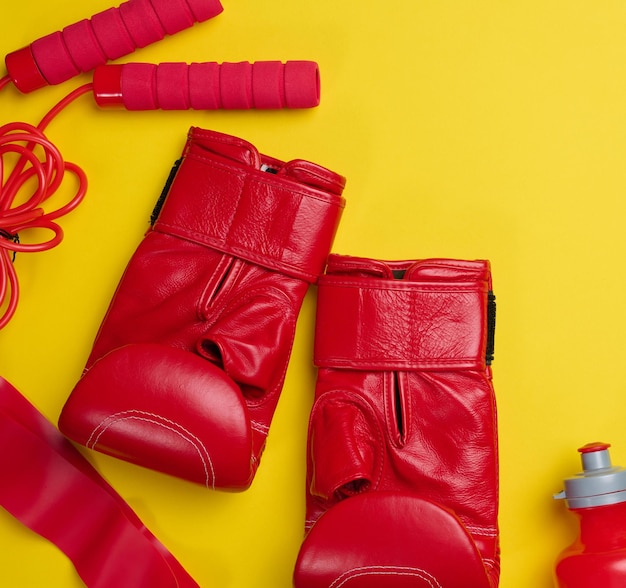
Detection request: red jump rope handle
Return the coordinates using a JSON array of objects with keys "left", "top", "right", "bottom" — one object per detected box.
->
[
  {"left": 4, "top": 0, "right": 223, "bottom": 93},
  {"left": 93, "top": 61, "right": 321, "bottom": 110}
]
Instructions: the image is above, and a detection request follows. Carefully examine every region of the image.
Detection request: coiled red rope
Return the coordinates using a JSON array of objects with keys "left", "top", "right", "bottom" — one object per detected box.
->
[{"left": 0, "top": 79, "right": 92, "bottom": 329}]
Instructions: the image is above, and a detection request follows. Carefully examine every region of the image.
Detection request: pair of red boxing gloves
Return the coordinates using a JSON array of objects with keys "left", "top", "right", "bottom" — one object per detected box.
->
[{"left": 58, "top": 127, "right": 499, "bottom": 588}]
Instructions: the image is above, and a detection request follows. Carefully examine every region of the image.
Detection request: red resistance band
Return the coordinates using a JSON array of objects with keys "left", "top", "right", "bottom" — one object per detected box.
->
[{"left": 0, "top": 376, "right": 199, "bottom": 588}]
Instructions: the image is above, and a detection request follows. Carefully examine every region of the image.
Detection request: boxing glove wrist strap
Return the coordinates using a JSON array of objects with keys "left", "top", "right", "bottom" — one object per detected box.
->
[
  {"left": 153, "top": 128, "right": 346, "bottom": 283},
  {"left": 0, "top": 376, "right": 198, "bottom": 587},
  {"left": 314, "top": 276, "right": 490, "bottom": 370}
]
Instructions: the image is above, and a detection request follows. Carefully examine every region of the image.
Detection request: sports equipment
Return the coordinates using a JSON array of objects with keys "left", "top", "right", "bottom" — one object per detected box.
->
[
  {"left": 58, "top": 127, "right": 346, "bottom": 489},
  {"left": 0, "top": 375, "right": 199, "bottom": 587},
  {"left": 294, "top": 254, "right": 499, "bottom": 588},
  {"left": 5, "top": 0, "right": 223, "bottom": 93},
  {"left": 92, "top": 60, "right": 320, "bottom": 110}
]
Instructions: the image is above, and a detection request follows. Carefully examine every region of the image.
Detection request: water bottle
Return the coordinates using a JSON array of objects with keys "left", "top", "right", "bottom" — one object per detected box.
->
[{"left": 553, "top": 442, "right": 626, "bottom": 587}]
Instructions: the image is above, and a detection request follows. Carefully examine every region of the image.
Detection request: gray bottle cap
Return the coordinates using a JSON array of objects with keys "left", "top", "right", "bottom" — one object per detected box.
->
[{"left": 554, "top": 442, "right": 626, "bottom": 509}]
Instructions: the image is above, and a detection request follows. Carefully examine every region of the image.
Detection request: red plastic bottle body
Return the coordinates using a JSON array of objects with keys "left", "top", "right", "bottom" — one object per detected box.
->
[{"left": 555, "top": 501, "right": 626, "bottom": 587}]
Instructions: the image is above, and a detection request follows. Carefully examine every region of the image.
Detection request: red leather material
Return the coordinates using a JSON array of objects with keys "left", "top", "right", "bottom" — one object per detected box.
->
[
  {"left": 59, "top": 127, "right": 346, "bottom": 488},
  {"left": 308, "top": 392, "right": 378, "bottom": 501},
  {"left": 295, "top": 493, "right": 491, "bottom": 588},
  {"left": 294, "top": 254, "right": 499, "bottom": 588},
  {"left": 154, "top": 130, "right": 344, "bottom": 282},
  {"left": 59, "top": 344, "right": 253, "bottom": 489},
  {"left": 314, "top": 261, "right": 490, "bottom": 370}
]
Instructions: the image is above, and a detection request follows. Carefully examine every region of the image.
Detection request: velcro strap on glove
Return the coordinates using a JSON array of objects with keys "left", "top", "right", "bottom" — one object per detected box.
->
[
  {"left": 314, "top": 276, "right": 489, "bottom": 370},
  {"left": 153, "top": 128, "right": 346, "bottom": 283}
]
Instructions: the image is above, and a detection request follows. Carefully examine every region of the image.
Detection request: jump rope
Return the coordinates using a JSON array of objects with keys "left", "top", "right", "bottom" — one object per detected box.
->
[{"left": 0, "top": 0, "right": 320, "bottom": 329}]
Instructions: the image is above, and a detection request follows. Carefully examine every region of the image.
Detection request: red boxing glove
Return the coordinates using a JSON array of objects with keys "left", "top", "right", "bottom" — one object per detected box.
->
[
  {"left": 294, "top": 254, "right": 499, "bottom": 588},
  {"left": 58, "top": 127, "right": 346, "bottom": 490}
]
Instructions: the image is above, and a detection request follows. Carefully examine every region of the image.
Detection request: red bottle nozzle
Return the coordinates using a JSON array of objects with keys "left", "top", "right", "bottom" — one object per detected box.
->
[{"left": 579, "top": 442, "right": 611, "bottom": 454}]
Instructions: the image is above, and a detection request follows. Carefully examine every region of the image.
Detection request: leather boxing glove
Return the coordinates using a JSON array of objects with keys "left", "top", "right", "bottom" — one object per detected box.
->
[
  {"left": 58, "top": 127, "right": 346, "bottom": 489},
  {"left": 293, "top": 254, "right": 499, "bottom": 588}
]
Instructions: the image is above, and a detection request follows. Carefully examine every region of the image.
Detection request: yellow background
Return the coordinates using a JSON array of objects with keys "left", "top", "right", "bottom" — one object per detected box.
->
[{"left": 1, "top": 1, "right": 625, "bottom": 586}]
